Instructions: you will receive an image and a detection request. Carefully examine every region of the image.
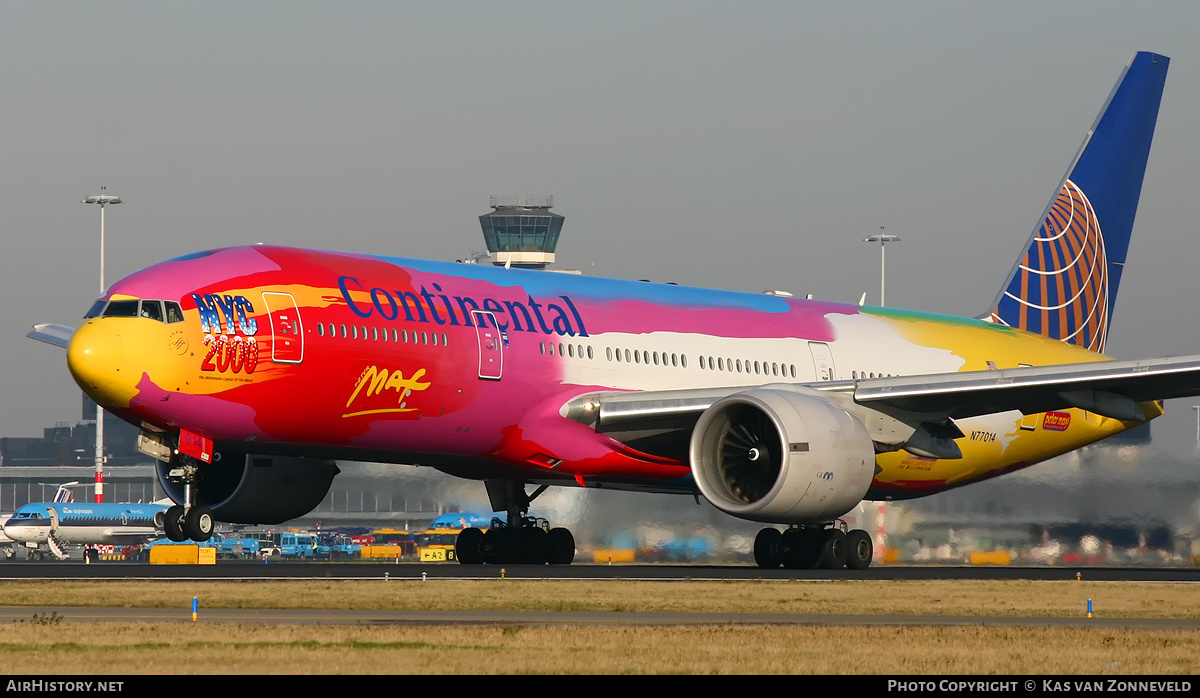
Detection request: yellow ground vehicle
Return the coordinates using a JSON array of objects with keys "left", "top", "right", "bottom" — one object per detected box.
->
[
  {"left": 361, "top": 528, "right": 415, "bottom": 560},
  {"left": 415, "top": 513, "right": 497, "bottom": 562},
  {"left": 416, "top": 528, "right": 460, "bottom": 562}
]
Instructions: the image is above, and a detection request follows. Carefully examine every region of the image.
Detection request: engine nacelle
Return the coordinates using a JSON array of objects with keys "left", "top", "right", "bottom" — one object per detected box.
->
[
  {"left": 689, "top": 387, "right": 875, "bottom": 524},
  {"left": 156, "top": 450, "right": 340, "bottom": 524}
]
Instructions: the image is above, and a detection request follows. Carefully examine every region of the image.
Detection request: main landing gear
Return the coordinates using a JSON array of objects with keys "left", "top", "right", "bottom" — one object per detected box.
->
[
  {"left": 455, "top": 480, "right": 575, "bottom": 565},
  {"left": 162, "top": 456, "right": 214, "bottom": 543},
  {"left": 753, "top": 523, "right": 874, "bottom": 570}
]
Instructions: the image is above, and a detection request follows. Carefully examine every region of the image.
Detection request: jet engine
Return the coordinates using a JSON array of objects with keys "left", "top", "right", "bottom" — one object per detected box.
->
[
  {"left": 689, "top": 388, "right": 875, "bottom": 524},
  {"left": 155, "top": 450, "right": 340, "bottom": 524}
]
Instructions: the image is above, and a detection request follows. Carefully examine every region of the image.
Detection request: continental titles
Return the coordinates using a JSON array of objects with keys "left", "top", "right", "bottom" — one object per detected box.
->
[{"left": 338, "top": 276, "right": 589, "bottom": 338}]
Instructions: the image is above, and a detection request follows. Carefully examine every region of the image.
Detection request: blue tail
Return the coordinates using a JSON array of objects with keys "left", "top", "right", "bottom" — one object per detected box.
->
[{"left": 987, "top": 51, "right": 1168, "bottom": 353}]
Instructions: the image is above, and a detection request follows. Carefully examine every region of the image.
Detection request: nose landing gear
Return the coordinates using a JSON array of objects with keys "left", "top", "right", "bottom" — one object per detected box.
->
[{"left": 163, "top": 457, "right": 214, "bottom": 543}]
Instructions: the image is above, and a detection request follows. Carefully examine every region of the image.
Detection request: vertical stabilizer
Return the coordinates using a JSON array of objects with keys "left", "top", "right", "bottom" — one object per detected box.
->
[{"left": 986, "top": 52, "right": 1168, "bottom": 353}]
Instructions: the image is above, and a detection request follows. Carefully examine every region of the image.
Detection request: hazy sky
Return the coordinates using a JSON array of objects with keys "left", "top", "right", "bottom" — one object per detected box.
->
[{"left": 4, "top": 2, "right": 1200, "bottom": 456}]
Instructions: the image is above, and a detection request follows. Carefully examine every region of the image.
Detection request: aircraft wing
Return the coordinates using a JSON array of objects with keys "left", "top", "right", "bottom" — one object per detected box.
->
[
  {"left": 26, "top": 324, "right": 75, "bottom": 349},
  {"left": 850, "top": 354, "right": 1200, "bottom": 421},
  {"left": 566, "top": 354, "right": 1200, "bottom": 441}
]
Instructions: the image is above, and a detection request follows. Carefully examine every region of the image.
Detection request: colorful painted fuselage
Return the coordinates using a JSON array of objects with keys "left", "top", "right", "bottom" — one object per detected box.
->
[{"left": 67, "top": 245, "right": 1148, "bottom": 500}]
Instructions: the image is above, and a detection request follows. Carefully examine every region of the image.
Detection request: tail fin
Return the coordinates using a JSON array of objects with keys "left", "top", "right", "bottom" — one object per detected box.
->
[{"left": 986, "top": 51, "right": 1168, "bottom": 353}]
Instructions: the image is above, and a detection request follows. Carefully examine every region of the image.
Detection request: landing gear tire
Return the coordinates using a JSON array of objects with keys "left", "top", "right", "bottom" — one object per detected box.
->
[
  {"left": 517, "top": 526, "right": 548, "bottom": 564},
  {"left": 456, "top": 527, "right": 485, "bottom": 565},
  {"left": 779, "top": 528, "right": 821, "bottom": 570},
  {"left": 818, "top": 529, "right": 848, "bottom": 569},
  {"left": 845, "top": 529, "right": 873, "bottom": 570},
  {"left": 546, "top": 528, "right": 575, "bottom": 565},
  {"left": 164, "top": 505, "right": 188, "bottom": 542},
  {"left": 753, "top": 528, "right": 782, "bottom": 569},
  {"left": 183, "top": 506, "right": 214, "bottom": 542},
  {"left": 483, "top": 527, "right": 513, "bottom": 564}
]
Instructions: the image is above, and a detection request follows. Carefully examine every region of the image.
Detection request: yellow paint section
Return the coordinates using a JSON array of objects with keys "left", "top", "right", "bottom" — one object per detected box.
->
[
  {"left": 68, "top": 309, "right": 289, "bottom": 411},
  {"left": 865, "top": 312, "right": 1161, "bottom": 494},
  {"left": 877, "top": 312, "right": 1111, "bottom": 371},
  {"left": 874, "top": 405, "right": 1159, "bottom": 491}
]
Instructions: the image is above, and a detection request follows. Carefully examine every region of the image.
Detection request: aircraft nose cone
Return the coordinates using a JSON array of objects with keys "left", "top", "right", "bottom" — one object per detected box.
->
[
  {"left": 67, "top": 320, "right": 128, "bottom": 406},
  {"left": 2, "top": 519, "right": 47, "bottom": 544}
]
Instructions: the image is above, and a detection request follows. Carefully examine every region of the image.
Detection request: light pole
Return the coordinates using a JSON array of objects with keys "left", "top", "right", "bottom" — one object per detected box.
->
[
  {"left": 1193, "top": 406, "right": 1200, "bottom": 446},
  {"left": 82, "top": 189, "right": 121, "bottom": 503},
  {"left": 863, "top": 227, "right": 901, "bottom": 307},
  {"left": 862, "top": 227, "right": 900, "bottom": 555}
]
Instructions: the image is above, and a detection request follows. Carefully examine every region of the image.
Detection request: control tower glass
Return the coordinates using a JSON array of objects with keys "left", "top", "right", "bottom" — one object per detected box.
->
[{"left": 478, "top": 195, "right": 563, "bottom": 269}]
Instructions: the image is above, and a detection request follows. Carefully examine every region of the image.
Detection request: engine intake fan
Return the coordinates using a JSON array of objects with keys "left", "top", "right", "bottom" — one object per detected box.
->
[{"left": 689, "top": 388, "right": 875, "bottom": 524}]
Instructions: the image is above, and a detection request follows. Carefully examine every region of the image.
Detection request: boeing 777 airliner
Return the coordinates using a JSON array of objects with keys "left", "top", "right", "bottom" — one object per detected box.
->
[{"left": 31, "top": 51, "right": 1200, "bottom": 570}]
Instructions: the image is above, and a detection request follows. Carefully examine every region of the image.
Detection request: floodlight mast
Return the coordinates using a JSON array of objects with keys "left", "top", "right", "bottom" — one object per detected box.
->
[
  {"left": 81, "top": 191, "right": 121, "bottom": 503},
  {"left": 863, "top": 227, "right": 901, "bottom": 307},
  {"left": 862, "top": 227, "right": 901, "bottom": 554}
]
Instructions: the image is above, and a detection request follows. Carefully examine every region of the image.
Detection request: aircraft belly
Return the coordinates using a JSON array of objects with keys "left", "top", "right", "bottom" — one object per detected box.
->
[{"left": 483, "top": 389, "right": 692, "bottom": 485}]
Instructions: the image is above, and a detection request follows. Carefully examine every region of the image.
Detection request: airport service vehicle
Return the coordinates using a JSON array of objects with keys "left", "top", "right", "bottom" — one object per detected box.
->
[
  {"left": 315, "top": 533, "right": 361, "bottom": 560},
  {"left": 33, "top": 51, "right": 1200, "bottom": 571},
  {"left": 144, "top": 533, "right": 222, "bottom": 555},
  {"left": 277, "top": 532, "right": 317, "bottom": 560},
  {"left": 416, "top": 527, "right": 462, "bottom": 562},
  {"left": 360, "top": 528, "right": 415, "bottom": 560},
  {"left": 217, "top": 529, "right": 278, "bottom": 559}
]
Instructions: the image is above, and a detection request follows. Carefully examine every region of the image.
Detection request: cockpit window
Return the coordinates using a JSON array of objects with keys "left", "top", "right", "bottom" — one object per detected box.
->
[
  {"left": 103, "top": 300, "right": 140, "bottom": 317},
  {"left": 85, "top": 300, "right": 107, "bottom": 318},
  {"left": 93, "top": 298, "right": 185, "bottom": 323},
  {"left": 140, "top": 300, "right": 164, "bottom": 321}
]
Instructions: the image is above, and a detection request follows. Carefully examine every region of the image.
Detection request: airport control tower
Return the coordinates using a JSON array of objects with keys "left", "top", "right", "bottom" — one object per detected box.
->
[{"left": 478, "top": 194, "right": 563, "bottom": 270}]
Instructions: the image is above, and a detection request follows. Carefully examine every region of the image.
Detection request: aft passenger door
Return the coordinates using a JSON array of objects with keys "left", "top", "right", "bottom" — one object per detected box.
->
[
  {"left": 808, "top": 341, "right": 837, "bottom": 381},
  {"left": 261, "top": 292, "right": 304, "bottom": 364},
  {"left": 471, "top": 310, "right": 503, "bottom": 380}
]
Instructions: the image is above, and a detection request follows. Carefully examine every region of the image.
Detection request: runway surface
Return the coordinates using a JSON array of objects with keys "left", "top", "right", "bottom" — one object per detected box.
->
[
  {"left": 5, "top": 562, "right": 1198, "bottom": 629},
  {"left": 2, "top": 560, "right": 1199, "bottom": 581},
  {"left": 3, "top": 605, "right": 1199, "bottom": 629}
]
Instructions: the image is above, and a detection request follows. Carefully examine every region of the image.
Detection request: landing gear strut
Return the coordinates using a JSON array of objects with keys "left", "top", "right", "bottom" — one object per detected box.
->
[
  {"left": 456, "top": 480, "right": 575, "bottom": 565},
  {"left": 753, "top": 522, "right": 873, "bottom": 570},
  {"left": 164, "top": 456, "right": 214, "bottom": 543}
]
